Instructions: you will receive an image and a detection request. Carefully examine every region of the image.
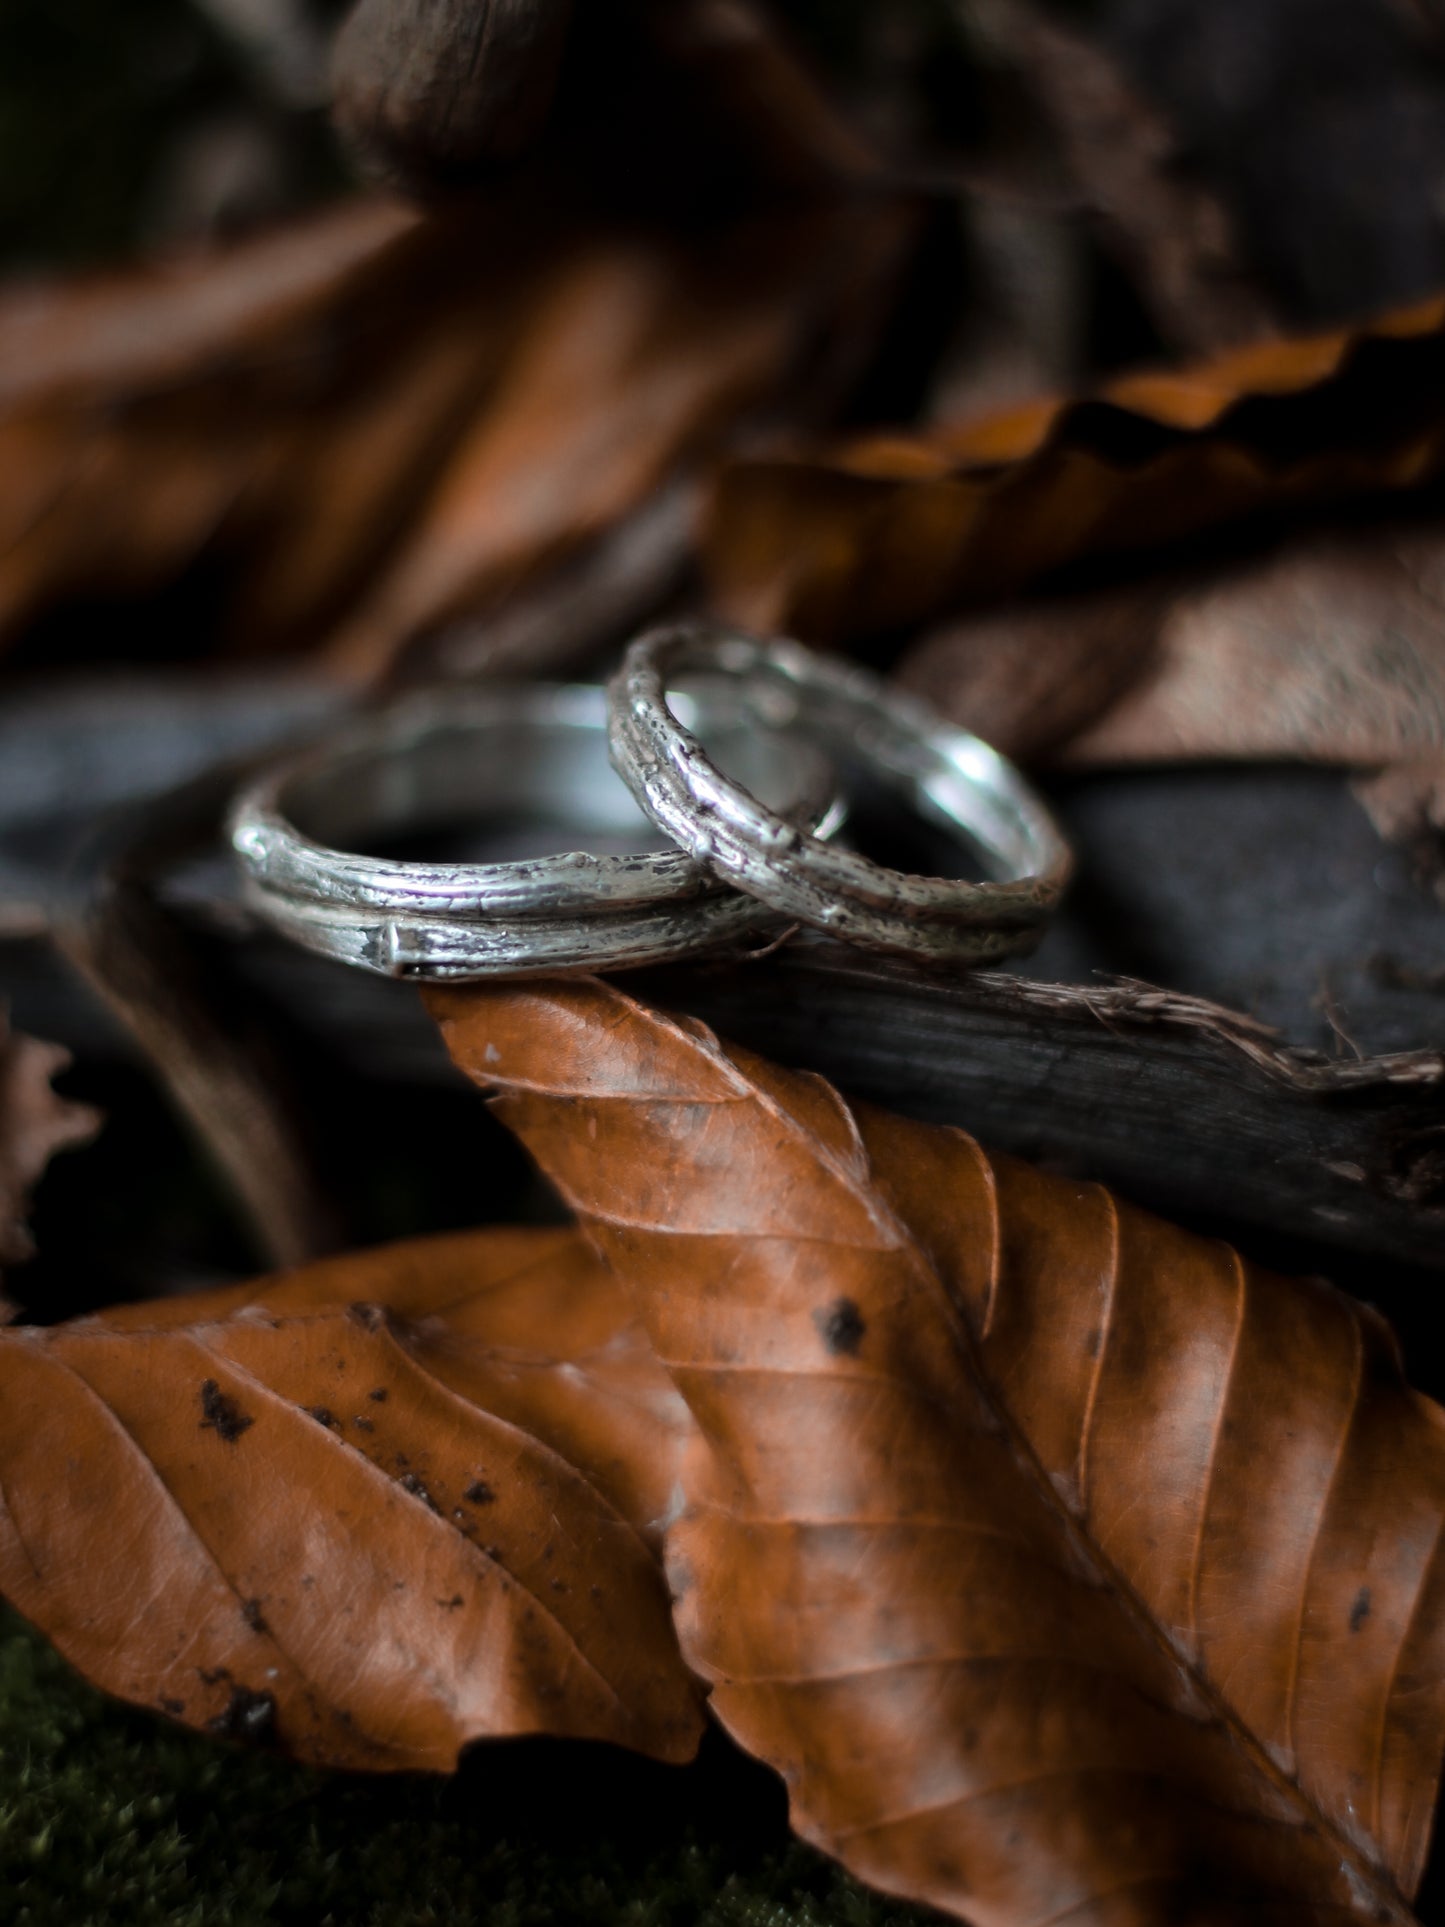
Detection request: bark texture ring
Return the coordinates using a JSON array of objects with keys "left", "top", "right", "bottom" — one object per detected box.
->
[
  {"left": 229, "top": 683, "right": 843, "bottom": 978},
  {"left": 608, "top": 624, "right": 1073, "bottom": 964}
]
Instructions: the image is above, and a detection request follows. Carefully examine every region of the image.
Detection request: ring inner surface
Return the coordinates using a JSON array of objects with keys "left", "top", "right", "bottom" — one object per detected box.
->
[
  {"left": 282, "top": 683, "right": 828, "bottom": 866},
  {"left": 663, "top": 642, "right": 1061, "bottom": 889}
]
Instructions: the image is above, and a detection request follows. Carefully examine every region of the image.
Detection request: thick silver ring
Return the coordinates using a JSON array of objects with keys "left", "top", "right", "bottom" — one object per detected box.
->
[
  {"left": 608, "top": 623, "right": 1073, "bottom": 965},
  {"left": 228, "top": 683, "right": 843, "bottom": 978}
]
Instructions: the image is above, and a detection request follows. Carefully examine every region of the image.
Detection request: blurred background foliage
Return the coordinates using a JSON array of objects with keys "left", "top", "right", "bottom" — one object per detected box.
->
[{"left": 0, "top": 0, "right": 349, "bottom": 270}]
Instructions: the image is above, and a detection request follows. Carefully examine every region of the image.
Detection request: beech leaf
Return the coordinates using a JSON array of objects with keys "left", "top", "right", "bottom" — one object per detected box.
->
[
  {"left": 0, "top": 1011, "right": 100, "bottom": 1281},
  {"left": 0, "top": 1226, "right": 702, "bottom": 1769},
  {"left": 433, "top": 979, "right": 1445, "bottom": 1925},
  {"left": 703, "top": 292, "right": 1445, "bottom": 647}
]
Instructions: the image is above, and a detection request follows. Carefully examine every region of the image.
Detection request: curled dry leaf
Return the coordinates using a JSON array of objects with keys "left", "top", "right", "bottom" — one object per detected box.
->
[
  {"left": 704, "top": 292, "right": 1445, "bottom": 646},
  {"left": 0, "top": 1011, "right": 100, "bottom": 1278},
  {"left": 434, "top": 978, "right": 1445, "bottom": 1925},
  {"left": 0, "top": 1226, "right": 701, "bottom": 1769}
]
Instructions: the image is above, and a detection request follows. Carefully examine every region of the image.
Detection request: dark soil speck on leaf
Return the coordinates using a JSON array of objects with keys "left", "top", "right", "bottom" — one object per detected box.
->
[
  {"left": 198, "top": 1379, "right": 253, "bottom": 1442},
  {"left": 464, "top": 1480, "right": 495, "bottom": 1505},
  {"left": 813, "top": 1296, "right": 866, "bottom": 1356}
]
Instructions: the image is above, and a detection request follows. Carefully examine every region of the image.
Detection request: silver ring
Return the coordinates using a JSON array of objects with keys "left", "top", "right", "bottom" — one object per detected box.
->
[
  {"left": 607, "top": 623, "right": 1073, "bottom": 964},
  {"left": 228, "top": 683, "right": 844, "bottom": 978}
]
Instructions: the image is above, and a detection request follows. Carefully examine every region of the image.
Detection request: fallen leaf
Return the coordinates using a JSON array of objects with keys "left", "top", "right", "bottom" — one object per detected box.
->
[
  {"left": 896, "top": 582, "right": 1168, "bottom": 764},
  {"left": 897, "top": 518, "right": 1445, "bottom": 875},
  {"left": 704, "top": 292, "right": 1445, "bottom": 646},
  {"left": 0, "top": 1225, "right": 701, "bottom": 1769},
  {"left": 0, "top": 1010, "right": 100, "bottom": 1281},
  {"left": 323, "top": 202, "right": 905, "bottom": 683},
  {"left": 0, "top": 1, "right": 909, "bottom": 682},
  {"left": 434, "top": 977, "right": 1445, "bottom": 1924},
  {"left": 1056, "top": 526, "right": 1445, "bottom": 773}
]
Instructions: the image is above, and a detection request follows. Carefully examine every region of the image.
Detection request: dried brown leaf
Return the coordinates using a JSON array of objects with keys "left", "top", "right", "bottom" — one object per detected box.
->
[
  {"left": 704, "top": 293, "right": 1445, "bottom": 646},
  {"left": 898, "top": 519, "right": 1445, "bottom": 875},
  {"left": 0, "top": 2, "right": 906, "bottom": 681},
  {"left": 897, "top": 584, "right": 1168, "bottom": 763},
  {"left": 434, "top": 978, "right": 1445, "bottom": 1924},
  {"left": 1057, "top": 527, "right": 1445, "bottom": 771},
  {"left": 322, "top": 206, "right": 903, "bottom": 683},
  {"left": 0, "top": 1012, "right": 100, "bottom": 1279},
  {"left": 0, "top": 1225, "right": 701, "bottom": 1768}
]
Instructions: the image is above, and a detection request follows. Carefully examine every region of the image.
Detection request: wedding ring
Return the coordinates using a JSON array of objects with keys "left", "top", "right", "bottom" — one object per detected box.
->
[
  {"left": 608, "top": 623, "right": 1072, "bottom": 965},
  {"left": 229, "top": 683, "right": 843, "bottom": 978}
]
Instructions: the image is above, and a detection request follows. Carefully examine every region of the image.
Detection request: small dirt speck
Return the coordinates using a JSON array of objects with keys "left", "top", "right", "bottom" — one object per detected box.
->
[
  {"left": 352, "top": 1416, "right": 375, "bottom": 1433},
  {"left": 813, "top": 1296, "right": 866, "bottom": 1356},
  {"left": 307, "top": 1405, "right": 338, "bottom": 1429},
  {"left": 400, "top": 1471, "right": 440, "bottom": 1513},
  {"left": 199, "top": 1665, "right": 232, "bottom": 1687},
  {"left": 199, "top": 1379, "right": 253, "bottom": 1442},
  {"left": 464, "top": 1480, "right": 495, "bottom": 1505},
  {"left": 589, "top": 1585, "right": 603, "bottom": 1601},
  {"left": 1350, "top": 1586, "right": 1372, "bottom": 1632},
  {"left": 207, "top": 1685, "right": 277, "bottom": 1747},
  {"left": 159, "top": 1697, "right": 186, "bottom": 1717},
  {"left": 437, "top": 1594, "right": 464, "bottom": 1611},
  {"left": 242, "top": 1598, "right": 269, "bottom": 1635},
  {"left": 348, "top": 1302, "right": 386, "bottom": 1330},
  {"left": 368, "top": 1386, "right": 388, "bottom": 1402},
  {"left": 549, "top": 1578, "right": 568, "bottom": 1593}
]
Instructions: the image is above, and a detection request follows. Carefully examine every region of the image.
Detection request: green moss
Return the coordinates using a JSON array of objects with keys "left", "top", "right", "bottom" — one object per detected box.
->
[{"left": 1, "top": 1608, "right": 935, "bottom": 1926}]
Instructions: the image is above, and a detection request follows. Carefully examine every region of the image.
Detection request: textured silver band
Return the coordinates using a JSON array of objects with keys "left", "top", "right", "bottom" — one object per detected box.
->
[
  {"left": 229, "top": 682, "right": 842, "bottom": 978},
  {"left": 607, "top": 623, "right": 1073, "bottom": 965}
]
